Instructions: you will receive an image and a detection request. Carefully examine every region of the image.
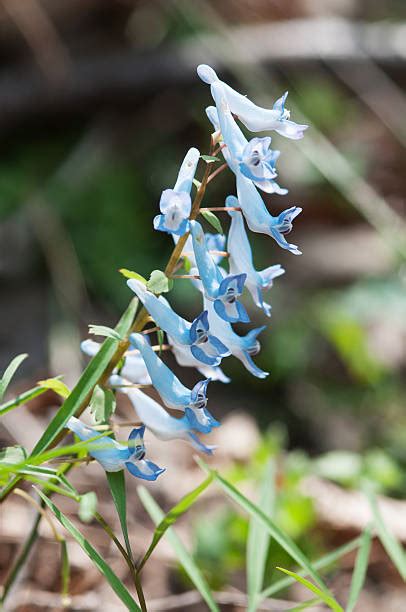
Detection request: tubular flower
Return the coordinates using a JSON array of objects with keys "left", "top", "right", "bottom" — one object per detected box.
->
[
  {"left": 227, "top": 199, "right": 285, "bottom": 317},
  {"left": 129, "top": 333, "right": 219, "bottom": 434},
  {"left": 81, "top": 339, "right": 151, "bottom": 385},
  {"left": 197, "top": 64, "right": 308, "bottom": 140},
  {"left": 111, "top": 375, "right": 215, "bottom": 455},
  {"left": 127, "top": 279, "right": 230, "bottom": 366},
  {"left": 189, "top": 220, "right": 249, "bottom": 323},
  {"left": 67, "top": 417, "right": 164, "bottom": 481},
  {"left": 169, "top": 338, "right": 231, "bottom": 384},
  {"left": 153, "top": 147, "right": 200, "bottom": 236},
  {"left": 206, "top": 86, "right": 302, "bottom": 255},
  {"left": 204, "top": 297, "right": 269, "bottom": 379}
]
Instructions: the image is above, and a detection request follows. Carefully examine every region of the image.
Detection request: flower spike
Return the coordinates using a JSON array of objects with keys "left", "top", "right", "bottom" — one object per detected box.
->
[
  {"left": 227, "top": 198, "right": 285, "bottom": 317},
  {"left": 111, "top": 375, "right": 215, "bottom": 455},
  {"left": 189, "top": 220, "right": 250, "bottom": 323},
  {"left": 66, "top": 416, "right": 164, "bottom": 481},
  {"left": 197, "top": 64, "right": 308, "bottom": 139},
  {"left": 154, "top": 147, "right": 200, "bottom": 236},
  {"left": 127, "top": 279, "right": 230, "bottom": 366},
  {"left": 129, "top": 333, "right": 220, "bottom": 434}
]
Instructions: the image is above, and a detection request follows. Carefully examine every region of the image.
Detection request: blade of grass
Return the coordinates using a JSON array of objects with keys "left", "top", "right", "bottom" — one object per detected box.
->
[
  {"left": 247, "top": 460, "right": 275, "bottom": 612},
  {"left": 138, "top": 474, "right": 213, "bottom": 573},
  {"left": 260, "top": 536, "right": 361, "bottom": 601},
  {"left": 60, "top": 539, "right": 70, "bottom": 606},
  {"left": 0, "top": 353, "right": 28, "bottom": 401},
  {"left": 365, "top": 487, "right": 406, "bottom": 580},
  {"left": 276, "top": 568, "right": 343, "bottom": 612},
  {"left": 196, "top": 459, "right": 328, "bottom": 593},
  {"left": 107, "top": 471, "right": 132, "bottom": 559},
  {"left": 0, "top": 298, "right": 138, "bottom": 501},
  {"left": 37, "top": 490, "right": 141, "bottom": 611},
  {"left": 0, "top": 385, "right": 48, "bottom": 417},
  {"left": 138, "top": 485, "right": 220, "bottom": 612},
  {"left": 345, "top": 527, "right": 372, "bottom": 612},
  {"left": 287, "top": 598, "right": 322, "bottom": 611}
]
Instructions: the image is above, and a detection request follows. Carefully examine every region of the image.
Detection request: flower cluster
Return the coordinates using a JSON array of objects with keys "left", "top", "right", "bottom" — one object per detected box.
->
[{"left": 70, "top": 64, "right": 307, "bottom": 481}]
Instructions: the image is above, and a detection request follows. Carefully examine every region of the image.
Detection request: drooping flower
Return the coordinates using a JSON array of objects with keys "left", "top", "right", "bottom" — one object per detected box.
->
[
  {"left": 204, "top": 297, "right": 269, "bottom": 379},
  {"left": 129, "top": 333, "right": 219, "bottom": 434},
  {"left": 206, "top": 84, "right": 302, "bottom": 255},
  {"left": 81, "top": 339, "right": 151, "bottom": 385},
  {"left": 239, "top": 137, "right": 287, "bottom": 195},
  {"left": 227, "top": 198, "right": 285, "bottom": 317},
  {"left": 189, "top": 220, "right": 250, "bottom": 323},
  {"left": 127, "top": 279, "right": 230, "bottom": 366},
  {"left": 111, "top": 375, "right": 215, "bottom": 454},
  {"left": 169, "top": 338, "right": 231, "bottom": 384},
  {"left": 197, "top": 64, "right": 308, "bottom": 140},
  {"left": 67, "top": 416, "right": 164, "bottom": 481},
  {"left": 153, "top": 147, "right": 200, "bottom": 236}
]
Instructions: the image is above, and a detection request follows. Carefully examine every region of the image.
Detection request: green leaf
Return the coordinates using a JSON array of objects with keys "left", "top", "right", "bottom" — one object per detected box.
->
[
  {"left": 0, "top": 298, "right": 138, "bottom": 501},
  {"left": 157, "top": 329, "right": 164, "bottom": 355},
  {"left": 107, "top": 471, "right": 132, "bottom": 561},
  {"left": 89, "top": 385, "right": 116, "bottom": 424},
  {"left": 346, "top": 528, "right": 372, "bottom": 612},
  {"left": 287, "top": 598, "right": 322, "bottom": 611},
  {"left": 119, "top": 268, "right": 147, "bottom": 284},
  {"left": 196, "top": 459, "right": 328, "bottom": 592},
  {"left": 138, "top": 486, "right": 219, "bottom": 612},
  {"left": 365, "top": 487, "right": 406, "bottom": 579},
  {"left": 276, "top": 567, "right": 343, "bottom": 612},
  {"left": 201, "top": 210, "right": 223, "bottom": 234},
  {"left": 201, "top": 155, "right": 220, "bottom": 163},
  {"left": 0, "top": 385, "right": 48, "bottom": 418},
  {"left": 79, "top": 492, "right": 98, "bottom": 523},
  {"left": 0, "top": 446, "right": 27, "bottom": 466},
  {"left": 88, "top": 324, "right": 123, "bottom": 342},
  {"left": 138, "top": 475, "right": 213, "bottom": 572},
  {"left": 247, "top": 461, "right": 275, "bottom": 612},
  {"left": 60, "top": 539, "right": 70, "bottom": 605},
  {"left": 183, "top": 256, "right": 192, "bottom": 273},
  {"left": 193, "top": 178, "right": 202, "bottom": 190},
  {"left": 36, "top": 490, "right": 141, "bottom": 611},
  {"left": 147, "top": 269, "right": 173, "bottom": 294},
  {"left": 37, "top": 377, "right": 70, "bottom": 399},
  {"left": 0, "top": 354, "right": 28, "bottom": 402}
]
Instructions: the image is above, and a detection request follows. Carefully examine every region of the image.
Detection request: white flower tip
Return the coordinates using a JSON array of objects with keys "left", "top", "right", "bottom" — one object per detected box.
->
[{"left": 197, "top": 64, "right": 218, "bottom": 84}]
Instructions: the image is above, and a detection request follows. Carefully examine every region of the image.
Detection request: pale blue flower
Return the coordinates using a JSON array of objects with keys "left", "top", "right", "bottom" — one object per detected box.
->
[
  {"left": 197, "top": 64, "right": 308, "bottom": 140},
  {"left": 111, "top": 375, "right": 215, "bottom": 455},
  {"left": 127, "top": 279, "right": 230, "bottom": 366},
  {"left": 67, "top": 416, "right": 164, "bottom": 481},
  {"left": 204, "top": 297, "right": 269, "bottom": 379},
  {"left": 170, "top": 337, "right": 231, "bottom": 384},
  {"left": 129, "top": 333, "right": 219, "bottom": 434},
  {"left": 153, "top": 147, "right": 200, "bottom": 236},
  {"left": 190, "top": 220, "right": 250, "bottom": 323},
  {"left": 239, "top": 137, "right": 287, "bottom": 195},
  {"left": 227, "top": 199, "right": 285, "bottom": 317},
  {"left": 81, "top": 339, "right": 151, "bottom": 385}
]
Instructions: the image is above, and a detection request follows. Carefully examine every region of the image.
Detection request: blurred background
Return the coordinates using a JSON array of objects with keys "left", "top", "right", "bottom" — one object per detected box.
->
[{"left": 1, "top": 0, "right": 406, "bottom": 610}]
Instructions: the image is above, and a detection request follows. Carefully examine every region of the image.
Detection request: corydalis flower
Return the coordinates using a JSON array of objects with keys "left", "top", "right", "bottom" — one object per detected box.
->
[
  {"left": 190, "top": 220, "right": 249, "bottom": 323},
  {"left": 127, "top": 279, "right": 230, "bottom": 366},
  {"left": 227, "top": 199, "right": 285, "bottom": 317},
  {"left": 67, "top": 417, "right": 164, "bottom": 481},
  {"left": 111, "top": 375, "right": 215, "bottom": 454},
  {"left": 239, "top": 137, "right": 287, "bottom": 195},
  {"left": 81, "top": 339, "right": 151, "bottom": 385},
  {"left": 170, "top": 338, "right": 231, "bottom": 384},
  {"left": 207, "top": 85, "right": 302, "bottom": 255},
  {"left": 197, "top": 64, "right": 308, "bottom": 140},
  {"left": 130, "top": 333, "right": 219, "bottom": 434},
  {"left": 153, "top": 147, "right": 200, "bottom": 236}
]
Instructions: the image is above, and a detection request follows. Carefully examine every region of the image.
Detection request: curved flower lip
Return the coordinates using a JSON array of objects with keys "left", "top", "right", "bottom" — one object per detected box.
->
[
  {"left": 66, "top": 416, "right": 164, "bottom": 481},
  {"left": 189, "top": 220, "right": 250, "bottom": 324},
  {"left": 168, "top": 334, "right": 231, "bottom": 383},
  {"left": 127, "top": 280, "right": 230, "bottom": 366},
  {"left": 270, "top": 206, "right": 303, "bottom": 255},
  {"left": 111, "top": 377, "right": 215, "bottom": 455},
  {"left": 197, "top": 64, "right": 308, "bottom": 139}
]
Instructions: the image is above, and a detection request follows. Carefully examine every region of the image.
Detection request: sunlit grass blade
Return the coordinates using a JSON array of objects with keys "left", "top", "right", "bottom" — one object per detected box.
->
[
  {"left": 0, "top": 298, "right": 138, "bottom": 500},
  {"left": 60, "top": 539, "right": 70, "bottom": 606},
  {"left": 365, "top": 487, "right": 406, "bottom": 580},
  {"left": 196, "top": 459, "right": 328, "bottom": 593},
  {"left": 260, "top": 536, "right": 361, "bottom": 601},
  {"left": 138, "top": 485, "right": 220, "bottom": 612},
  {"left": 276, "top": 568, "right": 343, "bottom": 612},
  {"left": 107, "top": 471, "right": 132, "bottom": 559},
  {"left": 247, "top": 460, "right": 275, "bottom": 612},
  {"left": 0, "top": 385, "right": 48, "bottom": 417},
  {"left": 0, "top": 353, "right": 28, "bottom": 402},
  {"left": 37, "top": 490, "right": 141, "bottom": 611},
  {"left": 138, "top": 475, "right": 213, "bottom": 573},
  {"left": 345, "top": 527, "right": 371, "bottom": 612}
]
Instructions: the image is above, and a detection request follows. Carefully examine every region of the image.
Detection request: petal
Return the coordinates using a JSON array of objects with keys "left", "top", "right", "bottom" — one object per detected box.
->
[
  {"left": 240, "top": 350, "right": 269, "bottom": 379},
  {"left": 125, "top": 459, "right": 165, "bottom": 481},
  {"left": 187, "top": 432, "right": 216, "bottom": 455},
  {"left": 173, "top": 147, "right": 200, "bottom": 193},
  {"left": 213, "top": 298, "right": 250, "bottom": 324},
  {"left": 197, "top": 64, "right": 219, "bottom": 84},
  {"left": 184, "top": 406, "right": 220, "bottom": 434}
]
